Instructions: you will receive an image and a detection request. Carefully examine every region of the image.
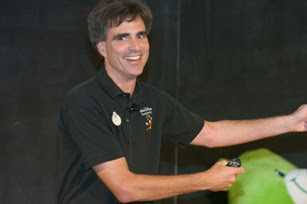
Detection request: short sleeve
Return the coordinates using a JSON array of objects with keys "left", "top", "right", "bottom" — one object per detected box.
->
[
  {"left": 61, "top": 102, "right": 124, "bottom": 169},
  {"left": 161, "top": 95, "right": 204, "bottom": 146}
]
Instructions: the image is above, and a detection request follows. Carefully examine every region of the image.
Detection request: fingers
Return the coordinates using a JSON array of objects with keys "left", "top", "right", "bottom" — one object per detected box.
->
[
  {"left": 206, "top": 160, "right": 245, "bottom": 192},
  {"left": 219, "top": 160, "right": 228, "bottom": 166},
  {"left": 236, "top": 167, "right": 245, "bottom": 174}
]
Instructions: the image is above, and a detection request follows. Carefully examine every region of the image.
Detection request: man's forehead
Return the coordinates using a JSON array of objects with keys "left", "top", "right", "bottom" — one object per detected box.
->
[{"left": 107, "top": 17, "right": 146, "bottom": 35}]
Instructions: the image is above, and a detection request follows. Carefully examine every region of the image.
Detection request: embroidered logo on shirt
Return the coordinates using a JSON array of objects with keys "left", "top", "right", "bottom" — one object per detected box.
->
[
  {"left": 145, "top": 114, "right": 152, "bottom": 131},
  {"left": 140, "top": 107, "right": 152, "bottom": 131}
]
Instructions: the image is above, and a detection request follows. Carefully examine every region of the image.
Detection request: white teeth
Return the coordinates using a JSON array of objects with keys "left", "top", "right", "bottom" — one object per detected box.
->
[{"left": 125, "top": 56, "right": 141, "bottom": 60}]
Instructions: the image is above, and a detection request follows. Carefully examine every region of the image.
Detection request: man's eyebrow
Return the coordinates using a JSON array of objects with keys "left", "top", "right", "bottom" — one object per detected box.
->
[
  {"left": 138, "top": 31, "right": 148, "bottom": 35},
  {"left": 112, "top": 33, "right": 130, "bottom": 40}
]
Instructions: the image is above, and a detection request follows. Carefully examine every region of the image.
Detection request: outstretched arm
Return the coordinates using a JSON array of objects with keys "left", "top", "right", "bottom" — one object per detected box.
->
[
  {"left": 191, "top": 104, "right": 307, "bottom": 147},
  {"left": 93, "top": 157, "right": 244, "bottom": 203}
]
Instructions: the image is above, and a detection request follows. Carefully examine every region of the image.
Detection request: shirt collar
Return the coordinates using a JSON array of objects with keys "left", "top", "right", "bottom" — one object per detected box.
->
[{"left": 97, "top": 64, "right": 144, "bottom": 101}]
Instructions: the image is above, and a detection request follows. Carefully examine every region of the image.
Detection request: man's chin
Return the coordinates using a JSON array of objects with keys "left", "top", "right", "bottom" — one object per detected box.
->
[{"left": 128, "top": 68, "right": 144, "bottom": 77}]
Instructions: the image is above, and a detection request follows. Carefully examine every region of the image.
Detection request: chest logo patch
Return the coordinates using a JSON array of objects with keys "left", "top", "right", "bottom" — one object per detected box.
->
[{"left": 140, "top": 107, "right": 152, "bottom": 131}]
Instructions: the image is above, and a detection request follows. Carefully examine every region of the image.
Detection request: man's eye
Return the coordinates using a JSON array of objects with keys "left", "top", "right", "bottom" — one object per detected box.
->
[
  {"left": 118, "top": 36, "right": 126, "bottom": 41},
  {"left": 138, "top": 33, "right": 146, "bottom": 39}
]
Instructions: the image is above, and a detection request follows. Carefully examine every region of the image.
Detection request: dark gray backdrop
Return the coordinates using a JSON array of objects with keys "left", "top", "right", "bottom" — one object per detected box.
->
[{"left": 1, "top": 0, "right": 306, "bottom": 203}]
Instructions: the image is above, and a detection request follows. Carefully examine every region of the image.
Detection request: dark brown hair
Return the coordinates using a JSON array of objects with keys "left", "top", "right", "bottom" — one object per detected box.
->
[{"left": 88, "top": 0, "right": 152, "bottom": 46}]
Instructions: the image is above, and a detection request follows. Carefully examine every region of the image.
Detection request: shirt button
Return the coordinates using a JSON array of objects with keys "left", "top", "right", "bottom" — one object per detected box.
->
[{"left": 126, "top": 119, "right": 129, "bottom": 122}]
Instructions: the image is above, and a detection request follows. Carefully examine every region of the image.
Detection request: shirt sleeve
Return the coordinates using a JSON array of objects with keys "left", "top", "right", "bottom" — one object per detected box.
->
[
  {"left": 62, "top": 102, "right": 124, "bottom": 169},
  {"left": 161, "top": 94, "right": 204, "bottom": 146}
]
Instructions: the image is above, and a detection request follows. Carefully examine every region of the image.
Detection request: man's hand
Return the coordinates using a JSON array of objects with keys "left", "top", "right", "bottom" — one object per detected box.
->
[
  {"left": 290, "top": 104, "right": 307, "bottom": 132},
  {"left": 202, "top": 160, "right": 244, "bottom": 192}
]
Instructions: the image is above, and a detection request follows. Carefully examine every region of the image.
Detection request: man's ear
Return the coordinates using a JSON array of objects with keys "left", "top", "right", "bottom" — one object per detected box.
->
[{"left": 97, "top": 42, "right": 107, "bottom": 58}]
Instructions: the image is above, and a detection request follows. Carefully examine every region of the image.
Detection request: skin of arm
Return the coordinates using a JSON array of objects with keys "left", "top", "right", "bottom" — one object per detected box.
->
[
  {"left": 191, "top": 104, "right": 307, "bottom": 147},
  {"left": 93, "top": 157, "right": 244, "bottom": 203}
]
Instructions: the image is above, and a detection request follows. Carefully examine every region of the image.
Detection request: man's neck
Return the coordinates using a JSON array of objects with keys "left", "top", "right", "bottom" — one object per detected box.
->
[
  {"left": 115, "top": 79, "right": 136, "bottom": 96},
  {"left": 105, "top": 68, "right": 137, "bottom": 96}
]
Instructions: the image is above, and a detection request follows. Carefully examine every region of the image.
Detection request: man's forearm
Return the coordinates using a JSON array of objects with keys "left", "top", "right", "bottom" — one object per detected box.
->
[
  {"left": 94, "top": 158, "right": 243, "bottom": 203},
  {"left": 119, "top": 171, "right": 205, "bottom": 202},
  {"left": 208, "top": 115, "right": 293, "bottom": 147},
  {"left": 192, "top": 114, "right": 297, "bottom": 147}
]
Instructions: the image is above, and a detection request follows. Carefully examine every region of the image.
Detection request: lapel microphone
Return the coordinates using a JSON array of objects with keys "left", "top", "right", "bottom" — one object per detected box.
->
[
  {"left": 130, "top": 103, "right": 140, "bottom": 112},
  {"left": 129, "top": 103, "right": 144, "bottom": 112}
]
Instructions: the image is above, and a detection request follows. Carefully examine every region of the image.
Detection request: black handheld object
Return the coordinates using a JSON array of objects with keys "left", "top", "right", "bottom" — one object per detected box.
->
[{"left": 226, "top": 158, "right": 241, "bottom": 168}]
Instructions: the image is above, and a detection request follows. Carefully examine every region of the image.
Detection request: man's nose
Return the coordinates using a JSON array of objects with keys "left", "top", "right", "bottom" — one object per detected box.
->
[{"left": 129, "top": 38, "right": 141, "bottom": 50}]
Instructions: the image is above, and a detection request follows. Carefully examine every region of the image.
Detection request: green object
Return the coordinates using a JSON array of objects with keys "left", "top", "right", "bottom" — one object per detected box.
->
[{"left": 228, "top": 148, "right": 297, "bottom": 204}]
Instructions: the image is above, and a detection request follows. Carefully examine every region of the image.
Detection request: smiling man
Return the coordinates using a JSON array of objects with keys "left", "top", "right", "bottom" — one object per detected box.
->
[
  {"left": 57, "top": 0, "right": 307, "bottom": 203},
  {"left": 96, "top": 16, "right": 149, "bottom": 95}
]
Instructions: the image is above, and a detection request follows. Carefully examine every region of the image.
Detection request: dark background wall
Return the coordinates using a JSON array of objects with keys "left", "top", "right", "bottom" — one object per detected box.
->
[{"left": 1, "top": 0, "right": 306, "bottom": 203}]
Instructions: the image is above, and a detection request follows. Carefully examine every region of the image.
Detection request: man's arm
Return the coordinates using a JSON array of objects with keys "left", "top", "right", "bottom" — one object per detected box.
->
[
  {"left": 93, "top": 157, "right": 244, "bottom": 203},
  {"left": 191, "top": 104, "right": 307, "bottom": 147}
]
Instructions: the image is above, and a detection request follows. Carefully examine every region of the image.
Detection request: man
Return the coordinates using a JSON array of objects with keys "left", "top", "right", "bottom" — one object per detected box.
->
[{"left": 57, "top": 0, "right": 307, "bottom": 203}]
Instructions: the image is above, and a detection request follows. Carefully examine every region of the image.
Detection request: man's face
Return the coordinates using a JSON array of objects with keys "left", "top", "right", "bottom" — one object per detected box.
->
[{"left": 98, "top": 17, "right": 150, "bottom": 82}]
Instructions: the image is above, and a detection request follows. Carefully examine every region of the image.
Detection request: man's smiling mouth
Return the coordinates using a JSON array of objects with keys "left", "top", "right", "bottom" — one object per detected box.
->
[{"left": 125, "top": 56, "right": 141, "bottom": 61}]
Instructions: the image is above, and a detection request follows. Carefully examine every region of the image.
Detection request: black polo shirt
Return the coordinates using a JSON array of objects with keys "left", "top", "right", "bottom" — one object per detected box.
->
[{"left": 57, "top": 67, "right": 204, "bottom": 203}]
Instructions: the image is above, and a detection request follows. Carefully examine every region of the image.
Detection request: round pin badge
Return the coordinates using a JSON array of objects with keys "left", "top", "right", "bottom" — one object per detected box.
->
[{"left": 112, "top": 112, "right": 121, "bottom": 126}]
